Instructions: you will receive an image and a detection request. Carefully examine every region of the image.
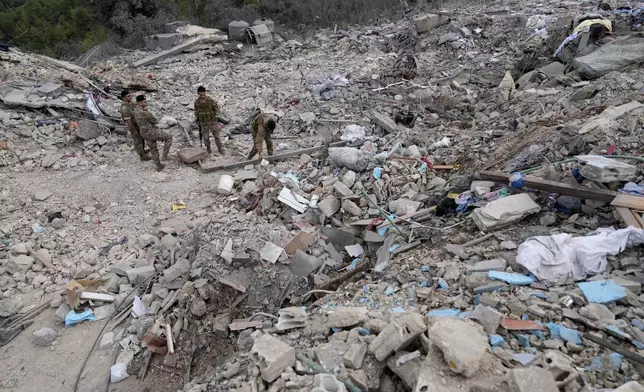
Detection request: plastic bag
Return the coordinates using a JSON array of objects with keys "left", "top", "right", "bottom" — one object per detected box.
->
[
  {"left": 110, "top": 363, "right": 129, "bottom": 383},
  {"left": 328, "top": 147, "right": 368, "bottom": 171},
  {"left": 432, "top": 137, "right": 450, "bottom": 148}
]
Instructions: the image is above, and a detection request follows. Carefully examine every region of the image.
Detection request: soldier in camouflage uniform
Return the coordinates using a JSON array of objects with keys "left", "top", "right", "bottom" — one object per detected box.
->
[
  {"left": 120, "top": 89, "right": 150, "bottom": 161},
  {"left": 133, "top": 95, "right": 172, "bottom": 171},
  {"left": 246, "top": 110, "right": 276, "bottom": 162},
  {"left": 194, "top": 86, "right": 224, "bottom": 155}
]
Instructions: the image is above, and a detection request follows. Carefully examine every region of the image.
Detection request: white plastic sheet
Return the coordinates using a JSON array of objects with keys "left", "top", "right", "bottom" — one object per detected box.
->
[
  {"left": 340, "top": 124, "right": 366, "bottom": 143},
  {"left": 516, "top": 227, "right": 644, "bottom": 285}
]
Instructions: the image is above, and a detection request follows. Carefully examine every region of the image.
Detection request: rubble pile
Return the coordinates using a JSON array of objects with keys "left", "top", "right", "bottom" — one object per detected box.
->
[{"left": 1, "top": 0, "right": 644, "bottom": 390}]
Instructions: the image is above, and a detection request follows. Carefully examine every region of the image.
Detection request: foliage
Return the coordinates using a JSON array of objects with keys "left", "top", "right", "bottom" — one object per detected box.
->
[{"left": 0, "top": 0, "right": 407, "bottom": 58}]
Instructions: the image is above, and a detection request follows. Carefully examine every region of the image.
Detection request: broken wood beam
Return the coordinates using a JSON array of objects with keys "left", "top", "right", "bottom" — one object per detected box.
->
[
  {"left": 479, "top": 171, "right": 618, "bottom": 203},
  {"left": 615, "top": 207, "right": 642, "bottom": 228},
  {"left": 202, "top": 141, "right": 346, "bottom": 173}
]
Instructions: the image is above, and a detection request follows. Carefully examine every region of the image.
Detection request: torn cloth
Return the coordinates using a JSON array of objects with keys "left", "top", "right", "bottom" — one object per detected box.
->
[{"left": 516, "top": 227, "right": 644, "bottom": 285}]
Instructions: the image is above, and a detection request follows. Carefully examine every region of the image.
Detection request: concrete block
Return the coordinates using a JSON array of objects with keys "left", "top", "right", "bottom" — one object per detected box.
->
[
  {"left": 314, "top": 341, "right": 346, "bottom": 371},
  {"left": 577, "top": 155, "right": 637, "bottom": 182},
  {"left": 472, "top": 305, "right": 503, "bottom": 334},
  {"left": 290, "top": 250, "right": 321, "bottom": 277},
  {"left": 468, "top": 258, "right": 507, "bottom": 273},
  {"left": 508, "top": 367, "right": 558, "bottom": 392},
  {"left": 333, "top": 181, "right": 355, "bottom": 198},
  {"left": 276, "top": 307, "right": 307, "bottom": 331},
  {"left": 37, "top": 82, "right": 63, "bottom": 96},
  {"left": 387, "top": 351, "right": 423, "bottom": 389},
  {"left": 327, "top": 307, "right": 368, "bottom": 328},
  {"left": 126, "top": 265, "right": 156, "bottom": 285},
  {"left": 349, "top": 370, "right": 368, "bottom": 391},
  {"left": 251, "top": 334, "right": 295, "bottom": 382},
  {"left": 318, "top": 196, "right": 341, "bottom": 217},
  {"left": 364, "top": 230, "right": 384, "bottom": 243},
  {"left": 161, "top": 258, "right": 191, "bottom": 283},
  {"left": 368, "top": 312, "right": 426, "bottom": 361},
  {"left": 322, "top": 227, "right": 355, "bottom": 246},
  {"left": 611, "top": 276, "right": 642, "bottom": 295},
  {"left": 177, "top": 147, "right": 207, "bottom": 163},
  {"left": 312, "top": 374, "right": 347, "bottom": 392},
  {"left": 429, "top": 317, "right": 487, "bottom": 377},
  {"left": 370, "top": 111, "right": 397, "bottom": 133},
  {"left": 343, "top": 343, "right": 367, "bottom": 369},
  {"left": 413, "top": 13, "right": 450, "bottom": 33},
  {"left": 7, "top": 255, "right": 34, "bottom": 274},
  {"left": 342, "top": 199, "right": 362, "bottom": 216}
]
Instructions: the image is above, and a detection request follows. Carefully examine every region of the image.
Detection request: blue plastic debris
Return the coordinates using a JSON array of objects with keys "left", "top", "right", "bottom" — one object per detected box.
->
[
  {"left": 437, "top": 278, "right": 449, "bottom": 289},
  {"left": 587, "top": 353, "right": 623, "bottom": 372},
  {"left": 512, "top": 353, "right": 536, "bottom": 366},
  {"left": 488, "top": 271, "right": 535, "bottom": 286},
  {"left": 530, "top": 292, "right": 547, "bottom": 300},
  {"left": 359, "top": 297, "right": 368, "bottom": 303},
  {"left": 388, "top": 244, "right": 401, "bottom": 253},
  {"left": 547, "top": 323, "right": 582, "bottom": 345},
  {"left": 633, "top": 319, "right": 644, "bottom": 331},
  {"left": 607, "top": 325, "right": 629, "bottom": 339},
  {"left": 419, "top": 281, "right": 429, "bottom": 288},
  {"left": 65, "top": 309, "right": 97, "bottom": 327},
  {"left": 373, "top": 167, "right": 383, "bottom": 180},
  {"left": 518, "top": 334, "right": 531, "bottom": 348},
  {"left": 421, "top": 266, "right": 431, "bottom": 272},
  {"left": 347, "top": 258, "right": 360, "bottom": 271},
  {"left": 332, "top": 327, "right": 342, "bottom": 333},
  {"left": 578, "top": 280, "right": 627, "bottom": 304},
  {"left": 392, "top": 307, "right": 406, "bottom": 313},
  {"left": 489, "top": 334, "right": 505, "bottom": 347},
  {"left": 428, "top": 308, "right": 462, "bottom": 317},
  {"left": 362, "top": 285, "right": 370, "bottom": 294},
  {"left": 359, "top": 328, "right": 371, "bottom": 336},
  {"left": 633, "top": 340, "right": 644, "bottom": 350},
  {"left": 473, "top": 282, "right": 508, "bottom": 293},
  {"left": 385, "top": 286, "right": 395, "bottom": 296}
]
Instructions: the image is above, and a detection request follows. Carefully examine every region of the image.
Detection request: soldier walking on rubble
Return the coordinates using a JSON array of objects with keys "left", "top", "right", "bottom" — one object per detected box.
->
[
  {"left": 194, "top": 86, "right": 225, "bottom": 155},
  {"left": 120, "top": 89, "right": 150, "bottom": 161},
  {"left": 246, "top": 109, "right": 276, "bottom": 162},
  {"left": 133, "top": 95, "right": 173, "bottom": 172}
]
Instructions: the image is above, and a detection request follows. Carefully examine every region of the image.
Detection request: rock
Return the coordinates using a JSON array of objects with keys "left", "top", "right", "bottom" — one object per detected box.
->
[
  {"left": 371, "top": 111, "right": 397, "bottom": 133},
  {"left": 101, "top": 332, "right": 115, "bottom": 348},
  {"left": 126, "top": 265, "right": 156, "bottom": 285},
  {"left": 190, "top": 297, "right": 207, "bottom": 317},
  {"left": 614, "top": 381, "right": 644, "bottom": 392},
  {"left": 472, "top": 305, "right": 503, "bottom": 334},
  {"left": 34, "top": 190, "right": 53, "bottom": 201},
  {"left": 342, "top": 171, "right": 356, "bottom": 188},
  {"left": 0, "top": 297, "right": 22, "bottom": 317},
  {"left": 579, "top": 303, "right": 615, "bottom": 321},
  {"left": 51, "top": 218, "right": 64, "bottom": 229},
  {"left": 54, "top": 303, "right": 71, "bottom": 323},
  {"left": 468, "top": 258, "right": 507, "bottom": 273},
  {"left": 251, "top": 334, "right": 296, "bottom": 382},
  {"left": 500, "top": 241, "right": 517, "bottom": 250},
  {"left": 94, "top": 304, "right": 115, "bottom": 320},
  {"left": 540, "top": 212, "right": 557, "bottom": 226},
  {"left": 160, "top": 234, "right": 178, "bottom": 249},
  {"left": 333, "top": 181, "right": 355, "bottom": 198},
  {"left": 570, "top": 84, "right": 598, "bottom": 101},
  {"left": 161, "top": 258, "right": 191, "bottom": 283},
  {"left": 290, "top": 250, "right": 322, "bottom": 277},
  {"left": 300, "top": 112, "right": 316, "bottom": 122},
  {"left": 387, "top": 351, "right": 423, "bottom": 389},
  {"left": 314, "top": 341, "right": 346, "bottom": 371},
  {"left": 429, "top": 317, "right": 487, "bottom": 377},
  {"left": 413, "top": 13, "right": 450, "bottom": 33},
  {"left": 7, "top": 255, "right": 34, "bottom": 274},
  {"left": 0, "top": 276, "right": 16, "bottom": 290},
  {"left": 327, "top": 307, "right": 368, "bottom": 328},
  {"left": 312, "top": 374, "right": 347, "bottom": 392},
  {"left": 349, "top": 370, "right": 369, "bottom": 392},
  {"left": 139, "top": 234, "right": 158, "bottom": 248},
  {"left": 318, "top": 196, "right": 341, "bottom": 217},
  {"left": 237, "top": 329, "right": 254, "bottom": 352},
  {"left": 32, "top": 327, "right": 57, "bottom": 346},
  {"left": 369, "top": 313, "right": 426, "bottom": 361},
  {"left": 343, "top": 343, "right": 367, "bottom": 369},
  {"left": 507, "top": 366, "right": 558, "bottom": 392},
  {"left": 612, "top": 276, "right": 642, "bottom": 295},
  {"left": 342, "top": 199, "right": 362, "bottom": 216},
  {"left": 177, "top": 147, "right": 208, "bottom": 163}
]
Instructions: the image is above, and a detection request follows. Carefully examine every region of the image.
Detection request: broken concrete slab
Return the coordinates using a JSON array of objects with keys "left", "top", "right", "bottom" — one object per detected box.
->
[
  {"left": 369, "top": 312, "right": 426, "bottom": 361},
  {"left": 344, "top": 343, "right": 367, "bottom": 369},
  {"left": 133, "top": 35, "right": 225, "bottom": 67},
  {"left": 507, "top": 366, "right": 558, "bottom": 392},
  {"left": 7, "top": 254, "right": 34, "bottom": 274},
  {"left": 318, "top": 196, "right": 341, "bottom": 217},
  {"left": 285, "top": 231, "right": 316, "bottom": 255},
  {"left": 471, "top": 193, "right": 541, "bottom": 232},
  {"left": 161, "top": 258, "right": 191, "bottom": 283},
  {"left": 387, "top": 351, "right": 423, "bottom": 390},
  {"left": 327, "top": 307, "right": 368, "bottom": 328},
  {"left": 371, "top": 111, "right": 397, "bottom": 133},
  {"left": 429, "top": 317, "right": 488, "bottom": 377},
  {"left": 290, "top": 249, "right": 321, "bottom": 277},
  {"left": 611, "top": 276, "right": 642, "bottom": 295},
  {"left": 144, "top": 33, "right": 182, "bottom": 51},
  {"left": 572, "top": 34, "right": 644, "bottom": 79},
  {"left": 177, "top": 147, "right": 208, "bottom": 164},
  {"left": 37, "top": 82, "right": 63, "bottom": 96},
  {"left": 342, "top": 199, "right": 362, "bottom": 216},
  {"left": 467, "top": 258, "right": 507, "bottom": 273},
  {"left": 576, "top": 155, "right": 637, "bottom": 182},
  {"left": 126, "top": 265, "right": 156, "bottom": 285},
  {"left": 322, "top": 227, "right": 355, "bottom": 246},
  {"left": 413, "top": 13, "right": 450, "bottom": 33},
  {"left": 276, "top": 307, "right": 307, "bottom": 331},
  {"left": 472, "top": 305, "right": 503, "bottom": 334},
  {"left": 34, "top": 190, "right": 53, "bottom": 201}
]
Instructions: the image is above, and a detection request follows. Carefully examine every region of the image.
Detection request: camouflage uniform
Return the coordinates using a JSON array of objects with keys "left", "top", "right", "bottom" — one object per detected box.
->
[
  {"left": 247, "top": 112, "right": 274, "bottom": 160},
  {"left": 133, "top": 105, "right": 172, "bottom": 170},
  {"left": 194, "top": 95, "right": 224, "bottom": 154},
  {"left": 120, "top": 102, "right": 147, "bottom": 159}
]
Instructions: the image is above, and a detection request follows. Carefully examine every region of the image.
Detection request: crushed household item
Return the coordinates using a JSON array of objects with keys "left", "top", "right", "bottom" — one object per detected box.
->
[
  {"left": 471, "top": 194, "right": 541, "bottom": 232},
  {"left": 328, "top": 147, "right": 368, "bottom": 171}
]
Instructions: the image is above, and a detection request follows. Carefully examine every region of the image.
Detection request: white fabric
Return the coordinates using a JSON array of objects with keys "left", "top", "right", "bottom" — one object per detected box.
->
[{"left": 516, "top": 227, "right": 644, "bottom": 285}]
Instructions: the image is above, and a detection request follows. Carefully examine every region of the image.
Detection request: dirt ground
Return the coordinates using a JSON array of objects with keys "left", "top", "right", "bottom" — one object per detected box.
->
[{"left": 0, "top": 148, "right": 215, "bottom": 392}]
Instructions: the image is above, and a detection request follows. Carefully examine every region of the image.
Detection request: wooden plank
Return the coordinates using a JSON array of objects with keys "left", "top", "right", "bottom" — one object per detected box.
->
[
  {"left": 615, "top": 207, "right": 640, "bottom": 228},
  {"left": 479, "top": 171, "right": 618, "bottom": 203},
  {"left": 611, "top": 194, "right": 644, "bottom": 210},
  {"left": 202, "top": 141, "right": 346, "bottom": 173}
]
